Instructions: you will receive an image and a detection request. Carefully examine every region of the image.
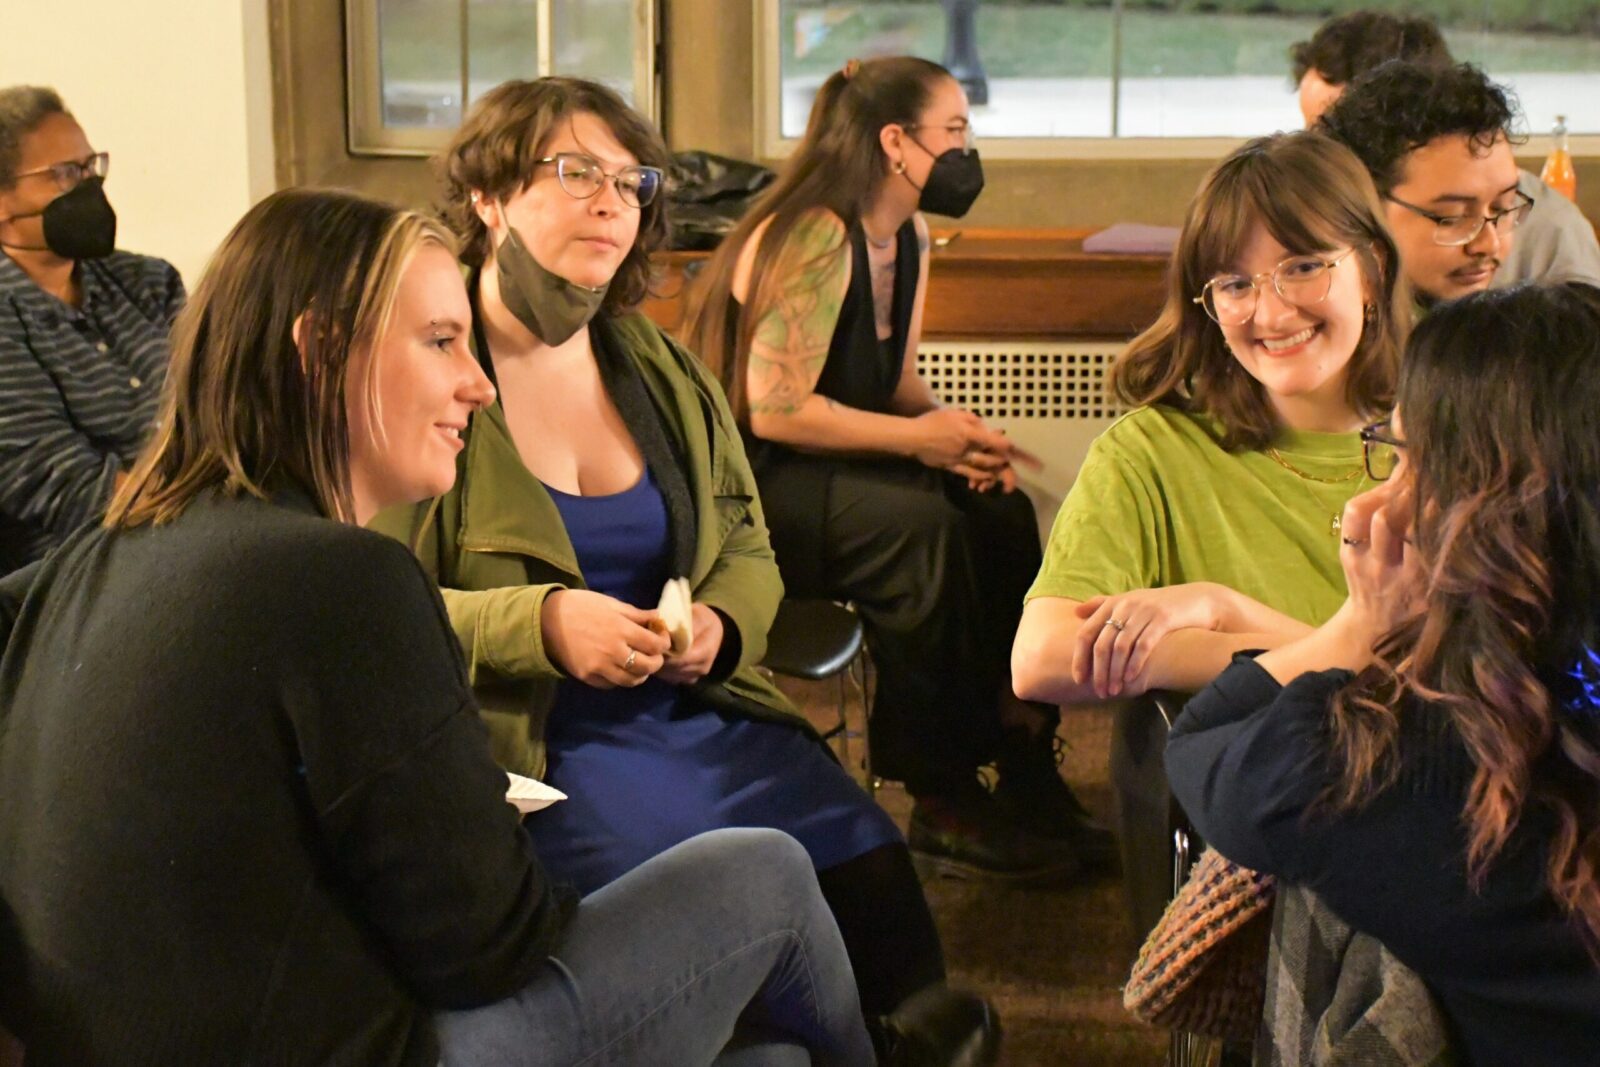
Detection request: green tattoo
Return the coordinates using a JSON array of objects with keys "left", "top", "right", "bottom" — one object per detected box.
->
[{"left": 747, "top": 213, "right": 848, "bottom": 417}]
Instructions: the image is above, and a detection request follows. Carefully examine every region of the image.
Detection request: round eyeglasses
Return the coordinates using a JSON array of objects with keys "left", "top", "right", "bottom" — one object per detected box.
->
[
  {"left": 535, "top": 152, "right": 663, "bottom": 209},
  {"left": 11, "top": 152, "right": 110, "bottom": 194},
  {"left": 1359, "top": 420, "right": 1406, "bottom": 481},
  {"left": 1384, "top": 191, "right": 1534, "bottom": 247},
  {"left": 1194, "top": 248, "right": 1356, "bottom": 327}
]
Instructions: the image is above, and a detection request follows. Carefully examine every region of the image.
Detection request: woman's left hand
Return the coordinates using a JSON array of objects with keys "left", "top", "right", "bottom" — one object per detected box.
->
[
  {"left": 1073, "top": 583, "right": 1234, "bottom": 698},
  {"left": 656, "top": 603, "right": 726, "bottom": 686},
  {"left": 1334, "top": 480, "right": 1425, "bottom": 648}
]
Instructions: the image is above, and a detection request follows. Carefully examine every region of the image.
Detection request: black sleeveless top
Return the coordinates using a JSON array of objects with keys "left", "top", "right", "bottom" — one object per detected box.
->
[{"left": 812, "top": 218, "right": 921, "bottom": 414}]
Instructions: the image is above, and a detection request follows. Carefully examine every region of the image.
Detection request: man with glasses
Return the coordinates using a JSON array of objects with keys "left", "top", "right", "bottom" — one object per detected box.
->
[
  {"left": 0, "top": 86, "right": 182, "bottom": 571},
  {"left": 1317, "top": 61, "right": 1600, "bottom": 303}
]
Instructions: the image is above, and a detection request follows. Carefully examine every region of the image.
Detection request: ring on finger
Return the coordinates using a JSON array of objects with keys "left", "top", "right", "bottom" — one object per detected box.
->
[
  {"left": 1341, "top": 536, "right": 1367, "bottom": 547},
  {"left": 622, "top": 648, "right": 638, "bottom": 672},
  {"left": 1102, "top": 618, "right": 1126, "bottom": 632}
]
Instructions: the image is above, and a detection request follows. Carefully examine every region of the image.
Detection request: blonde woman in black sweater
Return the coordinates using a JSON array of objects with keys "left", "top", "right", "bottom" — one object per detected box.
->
[{"left": 0, "top": 189, "right": 989, "bottom": 1067}]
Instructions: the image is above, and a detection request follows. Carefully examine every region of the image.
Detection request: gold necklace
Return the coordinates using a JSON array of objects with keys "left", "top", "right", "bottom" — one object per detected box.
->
[{"left": 1264, "top": 447, "right": 1367, "bottom": 536}]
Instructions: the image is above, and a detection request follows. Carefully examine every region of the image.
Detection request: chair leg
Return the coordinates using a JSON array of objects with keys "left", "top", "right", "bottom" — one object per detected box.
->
[
  {"left": 833, "top": 669, "right": 851, "bottom": 767},
  {"left": 849, "top": 651, "right": 882, "bottom": 798}
]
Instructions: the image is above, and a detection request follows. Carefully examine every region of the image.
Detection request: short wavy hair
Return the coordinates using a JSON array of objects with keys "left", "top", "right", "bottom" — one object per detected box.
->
[
  {"left": 1289, "top": 11, "right": 1451, "bottom": 87},
  {"left": 437, "top": 77, "right": 670, "bottom": 316},
  {"left": 0, "top": 85, "right": 66, "bottom": 188},
  {"left": 1317, "top": 61, "right": 1520, "bottom": 196}
]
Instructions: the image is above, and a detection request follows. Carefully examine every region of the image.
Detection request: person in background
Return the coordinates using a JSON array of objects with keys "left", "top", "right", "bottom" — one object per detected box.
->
[
  {"left": 1011, "top": 131, "right": 1409, "bottom": 936},
  {"left": 0, "top": 186, "right": 902, "bottom": 1067},
  {"left": 684, "top": 56, "right": 1108, "bottom": 885},
  {"left": 0, "top": 86, "right": 182, "bottom": 571},
  {"left": 1167, "top": 281, "right": 1600, "bottom": 1065},
  {"left": 1289, "top": 10, "right": 1451, "bottom": 128},
  {"left": 1295, "top": 28, "right": 1600, "bottom": 293},
  {"left": 369, "top": 78, "right": 998, "bottom": 1061}
]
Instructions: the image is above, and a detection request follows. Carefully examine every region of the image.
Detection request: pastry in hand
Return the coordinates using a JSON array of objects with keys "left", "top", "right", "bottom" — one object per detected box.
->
[{"left": 650, "top": 576, "right": 694, "bottom": 655}]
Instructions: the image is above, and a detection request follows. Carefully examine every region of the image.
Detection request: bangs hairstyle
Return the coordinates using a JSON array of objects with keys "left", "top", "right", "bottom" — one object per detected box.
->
[
  {"left": 106, "top": 188, "right": 455, "bottom": 528},
  {"left": 683, "top": 55, "right": 951, "bottom": 422},
  {"left": 1325, "top": 281, "right": 1600, "bottom": 960},
  {"left": 438, "top": 76, "right": 670, "bottom": 314},
  {"left": 1111, "top": 131, "right": 1409, "bottom": 451}
]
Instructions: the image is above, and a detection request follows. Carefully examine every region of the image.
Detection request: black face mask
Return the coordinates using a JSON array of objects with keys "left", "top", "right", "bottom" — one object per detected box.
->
[
  {"left": 0, "top": 177, "right": 117, "bottom": 260},
  {"left": 909, "top": 146, "right": 984, "bottom": 219}
]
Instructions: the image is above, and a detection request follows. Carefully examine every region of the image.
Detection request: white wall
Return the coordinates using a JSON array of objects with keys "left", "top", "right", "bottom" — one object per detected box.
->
[{"left": 6, "top": 0, "right": 277, "bottom": 285}]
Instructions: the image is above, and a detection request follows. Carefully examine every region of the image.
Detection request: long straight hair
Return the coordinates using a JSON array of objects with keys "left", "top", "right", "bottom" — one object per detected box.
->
[
  {"left": 683, "top": 56, "right": 951, "bottom": 422},
  {"left": 106, "top": 189, "right": 454, "bottom": 527},
  {"left": 1327, "top": 282, "right": 1600, "bottom": 959},
  {"left": 1112, "top": 131, "right": 1409, "bottom": 451}
]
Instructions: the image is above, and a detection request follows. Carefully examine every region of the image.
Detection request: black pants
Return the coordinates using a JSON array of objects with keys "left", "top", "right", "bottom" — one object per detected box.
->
[
  {"left": 817, "top": 843, "right": 945, "bottom": 1016},
  {"left": 756, "top": 453, "right": 1045, "bottom": 795}
]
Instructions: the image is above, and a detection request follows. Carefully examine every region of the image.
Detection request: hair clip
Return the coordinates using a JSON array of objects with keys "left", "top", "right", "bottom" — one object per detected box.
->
[
  {"left": 842, "top": 59, "right": 861, "bottom": 80},
  {"left": 1563, "top": 643, "right": 1600, "bottom": 720}
]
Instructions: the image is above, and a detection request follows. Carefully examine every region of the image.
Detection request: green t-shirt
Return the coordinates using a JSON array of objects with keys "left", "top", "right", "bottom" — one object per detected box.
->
[{"left": 1026, "top": 405, "right": 1370, "bottom": 627}]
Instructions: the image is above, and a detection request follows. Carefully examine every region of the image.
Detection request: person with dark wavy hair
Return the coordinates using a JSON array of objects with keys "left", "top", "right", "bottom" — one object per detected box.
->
[
  {"left": 1319, "top": 61, "right": 1600, "bottom": 303},
  {"left": 1169, "top": 281, "right": 1600, "bottom": 1064},
  {"left": 1289, "top": 10, "right": 1450, "bottom": 127}
]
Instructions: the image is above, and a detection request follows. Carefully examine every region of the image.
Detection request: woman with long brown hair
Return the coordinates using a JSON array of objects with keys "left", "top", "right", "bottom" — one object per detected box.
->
[
  {"left": 0, "top": 188, "right": 897, "bottom": 1067},
  {"left": 1168, "top": 281, "right": 1600, "bottom": 1063},
  {"left": 683, "top": 56, "right": 1098, "bottom": 884}
]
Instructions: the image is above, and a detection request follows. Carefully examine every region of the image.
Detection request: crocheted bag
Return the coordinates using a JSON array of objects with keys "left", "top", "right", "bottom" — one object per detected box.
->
[{"left": 1124, "top": 847, "right": 1276, "bottom": 1041}]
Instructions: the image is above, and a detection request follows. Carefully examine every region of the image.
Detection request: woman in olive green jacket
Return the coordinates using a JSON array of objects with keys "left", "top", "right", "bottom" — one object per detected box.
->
[{"left": 371, "top": 77, "right": 960, "bottom": 1028}]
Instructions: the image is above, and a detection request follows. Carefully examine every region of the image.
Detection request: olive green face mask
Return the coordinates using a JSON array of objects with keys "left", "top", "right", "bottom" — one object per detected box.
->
[{"left": 494, "top": 225, "right": 609, "bottom": 346}]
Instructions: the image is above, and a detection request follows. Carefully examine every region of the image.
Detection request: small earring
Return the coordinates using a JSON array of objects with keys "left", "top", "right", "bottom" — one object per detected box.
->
[
  {"left": 893, "top": 160, "right": 906, "bottom": 174},
  {"left": 1364, "top": 303, "right": 1377, "bottom": 322},
  {"left": 470, "top": 191, "right": 481, "bottom": 205}
]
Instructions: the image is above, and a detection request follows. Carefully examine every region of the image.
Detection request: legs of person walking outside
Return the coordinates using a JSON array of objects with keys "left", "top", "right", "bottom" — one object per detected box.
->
[{"left": 435, "top": 828, "right": 875, "bottom": 1067}]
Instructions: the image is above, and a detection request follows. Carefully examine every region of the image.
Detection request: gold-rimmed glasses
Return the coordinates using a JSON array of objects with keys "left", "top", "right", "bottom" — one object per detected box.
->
[
  {"left": 534, "top": 153, "right": 664, "bottom": 209},
  {"left": 1193, "top": 248, "right": 1356, "bottom": 326}
]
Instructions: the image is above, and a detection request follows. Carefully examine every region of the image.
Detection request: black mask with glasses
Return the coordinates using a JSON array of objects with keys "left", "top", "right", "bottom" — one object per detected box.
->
[
  {"left": 1359, "top": 419, "right": 1405, "bottom": 481},
  {"left": 1384, "top": 190, "right": 1533, "bottom": 247},
  {"left": 1194, "top": 248, "right": 1356, "bottom": 326},
  {"left": 536, "top": 152, "right": 663, "bottom": 209},
  {"left": 10, "top": 152, "right": 110, "bottom": 194}
]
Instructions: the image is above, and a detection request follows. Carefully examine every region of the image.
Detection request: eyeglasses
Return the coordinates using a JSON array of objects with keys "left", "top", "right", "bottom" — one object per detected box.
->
[
  {"left": 1359, "top": 419, "right": 1406, "bottom": 481},
  {"left": 10, "top": 152, "right": 110, "bottom": 193},
  {"left": 1384, "top": 190, "right": 1534, "bottom": 247},
  {"left": 903, "top": 120, "right": 975, "bottom": 153},
  {"left": 1193, "top": 248, "right": 1356, "bottom": 326},
  {"left": 535, "top": 153, "right": 663, "bottom": 209}
]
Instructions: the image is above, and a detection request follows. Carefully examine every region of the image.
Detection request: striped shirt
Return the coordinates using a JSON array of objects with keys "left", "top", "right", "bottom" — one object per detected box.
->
[{"left": 0, "top": 251, "right": 183, "bottom": 571}]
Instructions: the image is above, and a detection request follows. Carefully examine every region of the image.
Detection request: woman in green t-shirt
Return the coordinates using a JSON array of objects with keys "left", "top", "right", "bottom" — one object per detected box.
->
[{"left": 1013, "top": 130, "right": 1411, "bottom": 706}]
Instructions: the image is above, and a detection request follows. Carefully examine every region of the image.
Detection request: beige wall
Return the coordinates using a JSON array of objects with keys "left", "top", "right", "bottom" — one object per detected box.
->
[
  {"left": 274, "top": 0, "right": 1599, "bottom": 230},
  {"left": 9, "top": 0, "right": 277, "bottom": 284}
]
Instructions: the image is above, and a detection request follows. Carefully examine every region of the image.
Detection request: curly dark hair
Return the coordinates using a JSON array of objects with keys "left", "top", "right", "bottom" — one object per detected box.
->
[
  {"left": 1316, "top": 61, "right": 1521, "bottom": 195},
  {"left": 1289, "top": 11, "right": 1452, "bottom": 87}
]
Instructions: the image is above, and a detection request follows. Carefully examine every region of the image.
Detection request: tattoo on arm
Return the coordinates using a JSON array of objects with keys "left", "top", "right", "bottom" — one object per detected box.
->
[{"left": 747, "top": 214, "right": 849, "bottom": 417}]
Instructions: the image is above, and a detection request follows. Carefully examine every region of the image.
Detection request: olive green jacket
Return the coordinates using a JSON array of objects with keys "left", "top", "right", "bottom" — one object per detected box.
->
[{"left": 369, "top": 312, "right": 807, "bottom": 778}]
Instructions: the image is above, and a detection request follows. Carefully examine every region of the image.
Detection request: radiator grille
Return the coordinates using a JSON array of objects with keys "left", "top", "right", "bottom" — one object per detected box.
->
[{"left": 916, "top": 343, "right": 1126, "bottom": 420}]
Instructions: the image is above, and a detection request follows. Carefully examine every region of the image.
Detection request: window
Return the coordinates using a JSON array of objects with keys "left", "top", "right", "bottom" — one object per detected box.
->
[
  {"left": 759, "top": 1, "right": 1600, "bottom": 156},
  {"left": 346, "top": 0, "right": 659, "bottom": 155}
]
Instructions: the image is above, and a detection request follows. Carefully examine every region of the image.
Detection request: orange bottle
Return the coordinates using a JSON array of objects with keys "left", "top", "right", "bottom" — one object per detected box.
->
[{"left": 1541, "top": 114, "right": 1578, "bottom": 202}]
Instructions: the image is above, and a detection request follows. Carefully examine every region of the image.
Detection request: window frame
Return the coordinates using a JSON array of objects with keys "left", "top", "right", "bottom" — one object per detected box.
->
[
  {"left": 345, "top": 0, "right": 661, "bottom": 157},
  {"left": 753, "top": 0, "right": 1600, "bottom": 162}
]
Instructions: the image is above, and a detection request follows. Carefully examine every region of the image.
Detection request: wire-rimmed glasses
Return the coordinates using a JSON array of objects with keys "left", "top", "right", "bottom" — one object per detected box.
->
[
  {"left": 535, "top": 153, "right": 663, "bottom": 209},
  {"left": 1193, "top": 248, "right": 1356, "bottom": 326}
]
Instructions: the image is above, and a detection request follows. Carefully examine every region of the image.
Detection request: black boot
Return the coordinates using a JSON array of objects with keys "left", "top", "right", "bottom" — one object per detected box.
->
[
  {"left": 908, "top": 780, "right": 1082, "bottom": 886},
  {"left": 993, "top": 727, "right": 1119, "bottom": 871},
  {"left": 872, "top": 984, "right": 1002, "bottom": 1067}
]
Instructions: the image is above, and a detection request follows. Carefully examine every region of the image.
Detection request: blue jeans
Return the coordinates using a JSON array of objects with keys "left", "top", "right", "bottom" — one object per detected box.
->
[{"left": 436, "top": 828, "right": 876, "bottom": 1067}]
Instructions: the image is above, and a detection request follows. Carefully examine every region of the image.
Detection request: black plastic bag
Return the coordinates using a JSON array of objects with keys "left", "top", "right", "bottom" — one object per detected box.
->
[{"left": 666, "top": 150, "right": 775, "bottom": 251}]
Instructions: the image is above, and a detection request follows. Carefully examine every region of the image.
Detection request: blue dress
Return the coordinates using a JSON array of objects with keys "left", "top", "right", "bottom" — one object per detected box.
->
[{"left": 524, "top": 467, "right": 902, "bottom": 893}]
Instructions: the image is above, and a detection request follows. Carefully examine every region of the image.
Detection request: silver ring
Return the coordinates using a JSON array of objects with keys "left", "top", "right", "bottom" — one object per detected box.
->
[
  {"left": 1102, "top": 618, "right": 1126, "bottom": 632},
  {"left": 1341, "top": 536, "right": 1367, "bottom": 547},
  {"left": 623, "top": 648, "right": 638, "bottom": 672}
]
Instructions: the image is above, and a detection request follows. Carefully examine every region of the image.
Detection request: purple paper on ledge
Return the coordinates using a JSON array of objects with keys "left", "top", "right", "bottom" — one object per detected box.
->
[{"left": 1082, "top": 223, "right": 1181, "bottom": 255}]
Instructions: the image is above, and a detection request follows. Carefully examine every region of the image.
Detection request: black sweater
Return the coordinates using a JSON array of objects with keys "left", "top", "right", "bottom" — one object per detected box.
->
[
  {"left": 1168, "top": 656, "right": 1600, "bottom": 1066},
  {"left": 0, "top": 488, "right": 574, "bottom": 1066}
]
